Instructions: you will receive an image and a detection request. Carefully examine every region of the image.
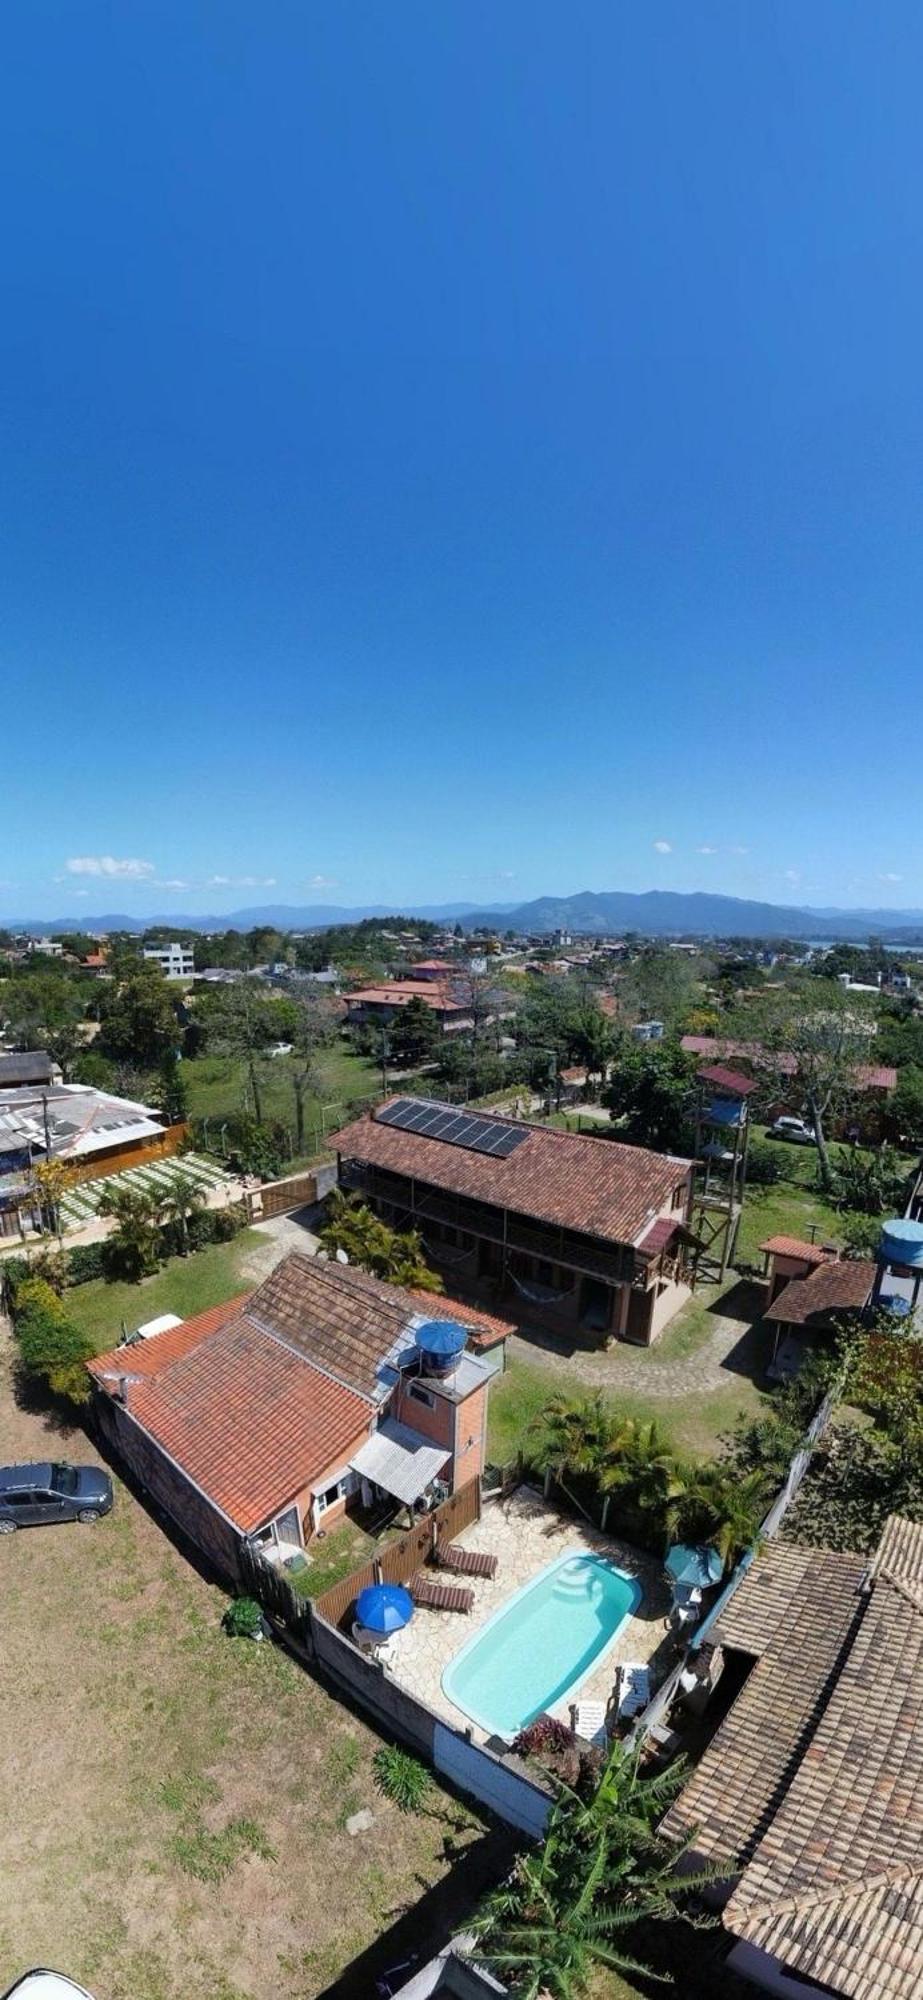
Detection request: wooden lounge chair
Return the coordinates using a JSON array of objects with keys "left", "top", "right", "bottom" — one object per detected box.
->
[
  {"left": 410, "top": 1571, "right": 474, "bottom": 1614},
  {"left": 435, "top": 1538, "right": 498, "bottom": 1581}
]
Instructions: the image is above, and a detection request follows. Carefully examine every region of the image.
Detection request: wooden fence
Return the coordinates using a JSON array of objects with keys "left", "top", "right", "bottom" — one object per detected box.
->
[
  {"left": 252, "top": 1162, "right": 337, "bottom": 1220},
  {"left": 70, "top": 1123, "right": 190, "bottom": 1185},
  {"left": 314, "top": 1478, "right": 482, "bottom": 1628}
]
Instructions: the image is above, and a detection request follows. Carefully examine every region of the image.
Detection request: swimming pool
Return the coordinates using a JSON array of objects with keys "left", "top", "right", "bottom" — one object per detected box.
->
[{"left": 441, "top": 1550, "right": 642, "bottom": 1738}]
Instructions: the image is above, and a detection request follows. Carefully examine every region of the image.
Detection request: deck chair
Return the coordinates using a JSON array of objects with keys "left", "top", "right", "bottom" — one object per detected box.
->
[
  {"left": 435, "top": 1538, "right": 498, "bottom": 1581},
  {"left": 409, "top": 1571, "right": 474, "bottom": 1614},
  {"left": 614, "top": 1661, "right": 651, "bottom": 1719},
  {"left": 569, "top": 1698, "right": 608, "bottom": 1749}
]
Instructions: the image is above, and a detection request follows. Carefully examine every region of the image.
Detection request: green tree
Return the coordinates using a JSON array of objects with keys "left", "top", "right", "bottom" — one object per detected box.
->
[
  {"left": 156, "top": 1053, "right": 188, "bottom": 1125},
  {"left": 672, "top": 1464, "right": 767, "bottom": 1569},
  {"left": 734, "top": 986, "right": 878, "bottom": 1191},
  {"left": 11, "top": 1278, "right": 95, "bottom": 1403},
  {"left": 472, "top": 1739, "right": 715, "bottom": 1999},
  {"left": 603, "top": 1039, "right": 696, "bottom": 1152},
  {"left": 319, "top": 1190, "right": 442, "bottom": 1291},
  {"left": 157, "top": 1171, "right": 206, "bottom": 1256},
  {"left": 528, "top": 1395, "right": 613, "bottom": 1517},
  {"left": 97, "top": 1183, "right": 165, "bottom": 1279},
  {"left": 198, "top": 983, "right": 282, "bottom": 1125},
  {"left": 97, "top": 966, "right": 180, "bottom": 1068},
  {"left": 386, "top": 996, "right": 441, "bottom": 1069}
]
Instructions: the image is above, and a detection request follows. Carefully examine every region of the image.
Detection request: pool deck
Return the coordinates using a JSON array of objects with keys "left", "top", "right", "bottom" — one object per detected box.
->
[{"left": 389, "top": 1486, "right": 671, "bottom": 1745}]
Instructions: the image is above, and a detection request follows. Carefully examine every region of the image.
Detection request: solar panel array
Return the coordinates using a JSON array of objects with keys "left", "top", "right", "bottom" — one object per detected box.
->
[{"left": 375, "top": 1097, "right": 530, "bottom": 1158}]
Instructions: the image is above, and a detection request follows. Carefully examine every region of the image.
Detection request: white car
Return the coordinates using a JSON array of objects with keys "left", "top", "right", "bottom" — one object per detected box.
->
[
  {"left": 2, "top": 1976, "right": 97, "bottom": 2000},
  {"left": 768, "top": 1115, "right": 816, "bottom": 1146},
  {"left": 268, "top": 1042, "right": 293, "bottom": 1058}
]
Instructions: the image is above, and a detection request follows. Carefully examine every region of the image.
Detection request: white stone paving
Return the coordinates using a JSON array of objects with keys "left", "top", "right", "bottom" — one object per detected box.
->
[{"left": 388, "top": 1485, "right": 670, "bottom": 1746}]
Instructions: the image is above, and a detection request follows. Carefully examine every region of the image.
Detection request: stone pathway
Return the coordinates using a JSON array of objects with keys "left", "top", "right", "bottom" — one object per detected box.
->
[
  {"left": 508, "top": 1283, "right": 764, "bottom": 1402},
  {"left": 239, "top": 1205, "right": 322, "bottom": 1282}
]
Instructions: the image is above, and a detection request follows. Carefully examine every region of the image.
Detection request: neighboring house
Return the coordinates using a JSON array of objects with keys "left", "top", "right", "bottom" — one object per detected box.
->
[
  {"left": 0, "top": 1083, "right": 170, "bottom": 1235},
  {"left": 409, "top": 959, "right": 456, "bottom": 981},
  {"left": 142, "top": 943, "right": 194, "bottom": 980},
  {"left": 761, "top": 1256, "right": 876, "bottom": 1371},
  {"left": 331, "top": 1096, "right": 696, "bottom": 1346},
  {"left": 759, "top": 1232, "right": 837, "bottom": 1304},
  {"left": 343, "top": 980, "right": 474, "bottom": 1036},
  {"left": 88, "top": 1253, "right": 503, "bottom": 1580},
  {"left": 0, "top": 1050, "right": 62, "bottom": 1090},
  {"left": 680, "top": 1035, "right": 897, "bottom": 1138},
  {"left": 663, "top": 1516, "right": 923, "bottom": 2000},
  {"left": 27, "top": 937, "right": 63, "bottom": 957}
]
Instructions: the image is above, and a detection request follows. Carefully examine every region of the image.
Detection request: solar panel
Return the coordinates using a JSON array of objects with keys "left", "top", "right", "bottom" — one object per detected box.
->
[{"left": 375, "top": 1097, "right": 530, "bottom": 1158}]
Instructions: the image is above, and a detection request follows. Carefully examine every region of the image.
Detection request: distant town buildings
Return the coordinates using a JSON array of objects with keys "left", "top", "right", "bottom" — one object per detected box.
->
[{"left": 143, "top": 942, "right": 195, "bottom": 980}]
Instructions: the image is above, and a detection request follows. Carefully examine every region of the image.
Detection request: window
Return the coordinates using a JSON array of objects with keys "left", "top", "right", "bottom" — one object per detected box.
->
[
  {"left": 408, "top": 1381, "right": 436, "bottom": 1409},
  {"left": 4, "top": 1490, "right": 36, "bottom": 1507},
  {"left": 315, "top": 1474, "right": 355, "bottom": 1516},
  {"left": 51, "top": 1463, "right": 78, "bottom": 1495}
]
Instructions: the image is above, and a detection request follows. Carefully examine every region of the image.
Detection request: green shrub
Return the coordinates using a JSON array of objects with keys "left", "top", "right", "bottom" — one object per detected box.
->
[
  {"left": 0, "top": 1257, "right": 30, "bottom": 1314},
  {"left": 745, "top": 1140, "right": 784, "bottom": 1186},
  {"left": 372, "top": 1745, "right": 431, "bottom": 1813},
  {"left": 12, "top": 1276, "right": 68, "bottom": 1326},
  {"left": 222, "top": 1595, "right": 263, "bottom": 1638},
  {"left": 16, "top": 1304, "right": 96, "bottom": 1402},
  {"left": 67, "top": 1241, "right": 108, "bottom": 1285}
]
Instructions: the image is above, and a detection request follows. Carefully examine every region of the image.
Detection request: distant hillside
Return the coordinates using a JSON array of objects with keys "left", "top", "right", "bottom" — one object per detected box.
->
[
  {"left": 461, "top": 888, "right": 923, "bottom": 942},
  {"left": 5, "top": 888, "right": 923, "bottom": 941}
]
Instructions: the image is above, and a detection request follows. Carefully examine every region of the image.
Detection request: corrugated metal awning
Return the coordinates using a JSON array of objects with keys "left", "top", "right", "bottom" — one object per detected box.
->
[{"left": 349, "top": 1419, "right": 449, "bottom": 1506}]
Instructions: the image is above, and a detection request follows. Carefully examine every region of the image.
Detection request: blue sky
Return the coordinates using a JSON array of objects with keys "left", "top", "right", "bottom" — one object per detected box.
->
[{"left": 2, "top": 1, "right": 922, "bottom": 919}]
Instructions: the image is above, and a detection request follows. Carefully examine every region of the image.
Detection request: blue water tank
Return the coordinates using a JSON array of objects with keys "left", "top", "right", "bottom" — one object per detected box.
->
[
  {"left": 415, "top": 1319, "right": 468, "bottom": 1376},
  {"left": 879, "top": 1219, "right": 923, "bottom": 1270}
]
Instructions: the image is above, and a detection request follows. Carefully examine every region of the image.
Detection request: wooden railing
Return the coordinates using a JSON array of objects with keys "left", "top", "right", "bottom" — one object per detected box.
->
[{"left": 313, "top": 1478, "right": 482, "bottom": 1629}]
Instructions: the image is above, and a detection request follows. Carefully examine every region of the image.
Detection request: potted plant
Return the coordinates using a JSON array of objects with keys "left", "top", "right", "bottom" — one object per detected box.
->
[{"left": 222, "top": 1594, "right": 264, "bottom": 1640}]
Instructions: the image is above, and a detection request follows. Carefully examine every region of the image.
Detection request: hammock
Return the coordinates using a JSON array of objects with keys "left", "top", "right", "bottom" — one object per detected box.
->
[
  {"left": 421, "top": 1235, "right": 474, "bottom": 1266},
  {"left": 508, "top": 1265, "right": 578, "bottom": 1306}
]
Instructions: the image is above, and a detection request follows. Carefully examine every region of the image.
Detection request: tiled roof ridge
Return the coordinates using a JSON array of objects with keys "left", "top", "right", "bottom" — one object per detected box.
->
[
  {"left": 735, "top": 1859, "right": 923, "bottom": 1932},
  {"left": 243, "top": 1306, "right": 377, "bottom": 1407},
  {"left": 870, "top": 1566, "right": 923, "bottom": 1619}
]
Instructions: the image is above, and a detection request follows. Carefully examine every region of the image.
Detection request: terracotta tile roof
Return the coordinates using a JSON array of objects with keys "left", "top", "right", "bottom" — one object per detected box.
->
[
  {"left": 122, "top": 1318, "right": 370, "bottom": 1532},
  {"left": 696, "top": 1064, "right": 758, "bottom": 1097},
  {"left": 759, "top": 1234, "right": 832, "bottom": 1265},
  {"left": 725, "top": 1517, "right": 923, "bottom": 1999},
  {"left": 663, "top": 1541, "right": 867, "bottom": 1872},
  {"left": 88, "top": 1295, "right": 251, "bottom": 1382},
  {"left": 636, "top": 1215, "right": 684, "bottom": 1258},
  {"left": 243, "top": 1254, "right": 406, "bottom": 1398},
  {"left": 681, "top": 1036, "right": 897, "bottom": 1093},
  {"left": 331, "top": 1099, "right": 692, "bottom": 1247},
  {"left": 343, "top": 982, "right": 468, "bottom": 1011},
  {"left": 762, "top": 1259, "right": 876, "bottom": 1327}
]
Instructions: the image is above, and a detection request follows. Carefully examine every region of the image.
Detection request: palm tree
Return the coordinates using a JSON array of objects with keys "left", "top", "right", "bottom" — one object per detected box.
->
[
  {"left": 529, "top": 1395, "right": 614, "bottom": 1518},
  {"left": 157, "top": 1171, "right": 207, "bottom": 1257},
  {"left": 673, "top": 1463, "right": 768, "bottom": 1569},
  {"left": 471, "top": 1738, "right": 716, "bottom": 1998},
  {"left": 97, "top": 1184, "right": 164, "bottom": 1279},
  {"left": 598, "top": 1416, "right": 687, "bottom": 1537}
]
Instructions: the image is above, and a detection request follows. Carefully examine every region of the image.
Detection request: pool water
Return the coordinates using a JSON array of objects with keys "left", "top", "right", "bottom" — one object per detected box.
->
[{"left": 441, "top": 1550, "right": 642, "bottom": 1738}]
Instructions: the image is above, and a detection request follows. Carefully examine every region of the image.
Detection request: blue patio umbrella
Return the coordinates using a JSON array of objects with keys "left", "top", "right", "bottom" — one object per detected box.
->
[
  {"left": 354, "top": 1583, "right": 414, "bottom": 1634},
  {"left": 664, "top": 1544, "right": 723, "bottom": 1590}
]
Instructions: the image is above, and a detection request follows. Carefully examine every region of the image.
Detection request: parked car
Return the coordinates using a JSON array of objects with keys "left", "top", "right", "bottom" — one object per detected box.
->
[
  {"left": 2, "top": 1975, "right": 97, "bottom": 2000},
  {"left": 767, "top": 1115, "right": 816, "bottom": 1146},
  {"left": 0, "top": 1461, "right": 113, "bottom": 1531}
]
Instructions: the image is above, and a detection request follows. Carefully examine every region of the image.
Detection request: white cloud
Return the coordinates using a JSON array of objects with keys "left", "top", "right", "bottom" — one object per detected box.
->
[
  {"left": 307, "top": 873, "right": 338, "bottom": 889},
  {"left": 697, "top": 844, "right": 717, "bottom": 856},
  {"left": 730, "top": 844, "right": 750, "bottom": 855},
  {"left": 207, "top": 874, "right": 277, "bottom": 890},
  {"left": 652, "top": 840, "right": 672, "bottom": 855},
  {"left": 880, "top": 872, "right": 903, "bottom": 884},
  {"left": 783, "top": 868, "right": 801, "bottom": 884},
  {"left": 153, "top": 878, "right": 190, "bottom": 891},
  {"left": 66, "top": 855, "right": 156, "bottom": 880}
]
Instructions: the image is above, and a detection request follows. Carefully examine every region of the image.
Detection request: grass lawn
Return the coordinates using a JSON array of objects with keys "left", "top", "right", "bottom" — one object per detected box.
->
[
  {"left": 66, "top": 1232, "right": 266, "bottom": 1353},
  {"left": 0, "top": 1355, "right": 486, "bottom": 2000},
  {"left": 487, "top": 1346, "right": 768, "bottom": 1468},
  {"left": 735, "top": 1178, "right": 843, "bottom": 1267},
  {"left": 183, "top": 1041, "right": 386, "bottom": 1143},
  {"left": 289, "top": 1518, "right": 379, "bottom": 1598}
]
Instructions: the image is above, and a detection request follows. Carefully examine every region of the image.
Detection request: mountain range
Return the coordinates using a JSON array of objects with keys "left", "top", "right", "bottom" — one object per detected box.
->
[{"left": 5, "top": 888, "right": 923, "bottom": 941}]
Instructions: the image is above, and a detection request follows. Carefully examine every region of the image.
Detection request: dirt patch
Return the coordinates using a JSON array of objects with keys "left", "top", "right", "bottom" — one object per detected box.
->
[{"left": 0, "top": 1341, "right": 483, "bottom": 2000}]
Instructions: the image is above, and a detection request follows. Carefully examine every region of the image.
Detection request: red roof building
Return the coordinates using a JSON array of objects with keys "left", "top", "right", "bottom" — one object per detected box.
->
[
  {"left": 88, "top": 1254, "right": 499, "bottom": 1577},
  {"left": 331, "top": 1096, "right": 696, "bottom": 1347}
]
